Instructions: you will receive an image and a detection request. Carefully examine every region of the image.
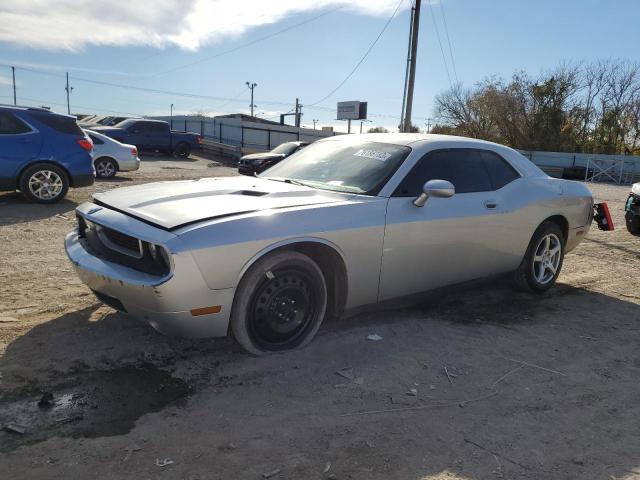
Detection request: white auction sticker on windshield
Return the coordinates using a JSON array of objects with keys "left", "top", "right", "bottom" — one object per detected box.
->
[{"left": 353, "top": 149, "right": 392, "bottom": 162}]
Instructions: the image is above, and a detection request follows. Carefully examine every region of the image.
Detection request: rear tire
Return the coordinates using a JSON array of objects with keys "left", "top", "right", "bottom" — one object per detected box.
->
[
  {"left": 231, "top": 251, "right": 327, "bottom": 356},
  {"left": 625, "top": 211, "right": 640, "bottom": 236},
  {"left": 173, "top": 142, "right": 191, "bottom": 159},
  {"left": 94, "top": 157, "right": 118, "bottom": 179},
  {"left": 513, "top": 221, "right": 565, "bottom": 293},
  {"left": 19, "top": 163, "right": 69, "bottom": 204}
]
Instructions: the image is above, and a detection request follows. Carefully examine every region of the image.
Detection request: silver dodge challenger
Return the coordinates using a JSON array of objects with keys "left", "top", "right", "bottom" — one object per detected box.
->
[{"left": 65, "top": 134, "right": 593, "bottom": 354}]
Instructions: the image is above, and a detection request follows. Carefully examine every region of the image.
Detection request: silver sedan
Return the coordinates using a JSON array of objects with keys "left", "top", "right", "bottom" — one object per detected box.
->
[
  {"left": 85, "top": 129, "right": 140, "bottom": 178},
  {"left": 65, "top": 134, "right": 593, "bottom": 355}
]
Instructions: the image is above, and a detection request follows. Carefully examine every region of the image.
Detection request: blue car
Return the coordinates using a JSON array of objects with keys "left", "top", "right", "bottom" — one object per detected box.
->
[{"left": 0, "top": 105, "right": 94, "bottom": 203}]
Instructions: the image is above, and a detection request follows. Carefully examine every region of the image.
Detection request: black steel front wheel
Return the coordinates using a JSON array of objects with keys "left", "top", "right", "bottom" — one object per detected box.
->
[{"left": 231, "top": 251, "right": 327, "bottom": 355}]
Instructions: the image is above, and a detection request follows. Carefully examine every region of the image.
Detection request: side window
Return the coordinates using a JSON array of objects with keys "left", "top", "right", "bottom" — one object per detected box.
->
[
  {"left": 480, "top": 151, "right": 520, "bottom": 190},
  {"left": 0, "top": 112, "right": 32, "bottom": 135},
  {"left": 394, "top": 149, "right": 492, "bottom": 196}
]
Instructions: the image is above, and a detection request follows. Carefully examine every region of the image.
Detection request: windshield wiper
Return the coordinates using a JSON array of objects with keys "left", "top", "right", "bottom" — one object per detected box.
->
[{"left": 263, "top": 177, "right": 312, "bottom": 188}]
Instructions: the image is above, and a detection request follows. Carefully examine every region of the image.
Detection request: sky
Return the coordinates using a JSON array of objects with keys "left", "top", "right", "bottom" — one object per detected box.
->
[{"left": 0, "top": 0, "right": 638, "bottom": 132}]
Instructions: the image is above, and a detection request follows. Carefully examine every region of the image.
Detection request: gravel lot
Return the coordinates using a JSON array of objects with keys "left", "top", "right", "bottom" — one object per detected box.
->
[{"left": 1, "top": 155, "right": 639, "bottom": 480}]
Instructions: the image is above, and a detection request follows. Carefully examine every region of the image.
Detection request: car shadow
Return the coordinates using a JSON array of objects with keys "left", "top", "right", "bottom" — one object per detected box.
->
[
  {"left": 0, "top": 192, "right": 79, "bottom": 225},
  {"left": 94, "top": 176, "right": 133, "bottom": 183},
  {"left": 1, "top": 282, "right": 639, "bottom": 478},
  {"left": 139, "top": 153, "right": 198, "bottom": 163},
  {"left": 583, "top": 236, "right": 640, "bottom": 258}
]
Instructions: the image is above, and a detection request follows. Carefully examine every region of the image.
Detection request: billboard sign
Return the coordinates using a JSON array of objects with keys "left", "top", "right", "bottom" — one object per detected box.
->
[{"left": 337, "top": 101, "right": 368, "bottom": 120}]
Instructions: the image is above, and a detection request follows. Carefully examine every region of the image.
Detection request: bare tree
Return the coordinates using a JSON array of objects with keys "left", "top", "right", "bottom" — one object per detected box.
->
[{"left": 433, "top": 58, "right": 640, "bottom": 155}]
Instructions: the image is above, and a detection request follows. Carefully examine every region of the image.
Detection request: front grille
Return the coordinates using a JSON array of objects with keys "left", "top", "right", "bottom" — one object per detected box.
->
[{"left": 76, "top": 215, "right": 170, "bottom": 277}]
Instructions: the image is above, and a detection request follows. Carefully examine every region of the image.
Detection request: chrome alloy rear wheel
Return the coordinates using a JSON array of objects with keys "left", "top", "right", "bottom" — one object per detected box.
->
[
  {"left": 95, "top": 158, "right": 117, "bottom": 178},
  {"left": 532, "top": 233, "right": 562, "bottom": 285}
]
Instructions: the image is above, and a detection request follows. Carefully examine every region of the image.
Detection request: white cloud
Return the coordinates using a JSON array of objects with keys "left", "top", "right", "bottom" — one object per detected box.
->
[
  {"left": 0, "top": 0, "right": 408, "bottom": 51},
  {"left": 0, "top": 74, "right": 12, "bottom": 86}
]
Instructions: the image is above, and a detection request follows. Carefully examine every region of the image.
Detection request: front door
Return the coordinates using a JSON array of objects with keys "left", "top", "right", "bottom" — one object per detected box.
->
[{"left": 379, "top": 148, "right": 521, "bottom": 301}]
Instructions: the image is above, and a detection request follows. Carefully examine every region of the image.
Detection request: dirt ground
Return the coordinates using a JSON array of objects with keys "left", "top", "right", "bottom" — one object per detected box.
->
[{"left": 1, "top": 154, "right": 639, "bottom": 480}]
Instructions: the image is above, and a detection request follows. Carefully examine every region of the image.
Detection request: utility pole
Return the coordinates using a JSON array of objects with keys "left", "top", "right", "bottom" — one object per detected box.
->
[
  {"left": 170, "top": 103, "right": 174, "bottom": 129},
  {"left": 246, "top": 82, "right": 257, "bottom": 117},
  {"left": 65, "top": 72, "right": 73, "bottom": 115},
  {"left": 425, "top": 118, "right": 432, "bottom": 133},
  {"left": 401, "top": 0, "right": 421, "bottom": 133},
  {"left": 347, "top": 119, "right": 352, "bottom": 134},
  {"left": 312, "top": 119, "right": 318, "bottom": 130},
  {"left": 11, "top": 66, "right": 16, "bottom": 105},
  {"left": 294, "top": 98, "right": 302, "bottom": 127}
]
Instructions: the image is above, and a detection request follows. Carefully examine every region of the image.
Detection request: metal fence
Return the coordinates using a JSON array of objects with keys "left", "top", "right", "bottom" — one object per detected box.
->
[
  {"left": 169, "top": 118, "right": 336, "bottom": 152},
  {"left": 519, "top": 150, "right": 640, "bottom": 184}
]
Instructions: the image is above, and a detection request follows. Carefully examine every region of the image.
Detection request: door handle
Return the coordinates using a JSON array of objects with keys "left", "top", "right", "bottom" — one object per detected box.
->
[{"left": 484, "top": 200, "right": 498, "bottom": 209}]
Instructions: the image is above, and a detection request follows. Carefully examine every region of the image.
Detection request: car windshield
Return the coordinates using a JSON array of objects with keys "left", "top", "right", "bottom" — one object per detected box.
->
[
  {"left": 271, "top": 142, "right": 299, "bottom": 155},
  {"left": 261, "top": 140, "right": 411, "bottom": 195}
]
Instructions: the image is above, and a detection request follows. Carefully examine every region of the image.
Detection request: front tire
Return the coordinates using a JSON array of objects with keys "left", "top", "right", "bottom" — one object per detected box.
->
[
  {"left": 94, "top": 157, "right": 118, "bottom": 179},
  {"left": 173, "top": 142, "right": 191, "bottom": 159},
  {"left": 231, "top": 251, "right": 328, "bottom": 355},
  {"left": 513, "top": 221, "right": 565, "bottom": 293},
  {"left": 19, "top": 163, "right": 69, "bottom": 204}
]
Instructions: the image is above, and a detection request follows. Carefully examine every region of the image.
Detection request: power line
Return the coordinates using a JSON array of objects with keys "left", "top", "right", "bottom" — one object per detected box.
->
[
  {"left": 0, "top": 63, "right": 293, "bottom": 107},
  {"left": 428, "top": 0, "right": 453, "bottom": 89},
  {"left": 2, "top": 63, "right": 431, "bottom": 122},
  {"left": 437, "top": 0, "right": 459, "bottom": 84},
  {"left": 0, "top": 94, "right": 143, "bottom": 117},
  {"left": 148, "top": 7, "right": 343, "bottom": 78},
  {"left": 307, "top": 0, "right": 405, "bottom": 106}
]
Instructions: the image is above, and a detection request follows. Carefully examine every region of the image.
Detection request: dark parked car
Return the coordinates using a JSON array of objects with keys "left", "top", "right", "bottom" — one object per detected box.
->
[
  {"left": 626, "top": 183, "right": 640, "bottom": 235},
  {"left": 92, "top": 119, "right": 202, "bottom": 158},
  {"left": 238, "top": 141, "right": 309, "bottom": 176},
  {"left": 0, "top": 105, "right": 94, "bottom": 203}
]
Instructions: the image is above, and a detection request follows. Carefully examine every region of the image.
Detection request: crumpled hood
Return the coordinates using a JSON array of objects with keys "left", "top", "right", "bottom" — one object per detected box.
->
[{"left": 92, "top": 176, "right": 350, "bottom": 230}]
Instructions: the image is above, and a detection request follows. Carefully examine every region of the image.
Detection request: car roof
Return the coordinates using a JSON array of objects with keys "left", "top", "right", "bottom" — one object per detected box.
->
[
  {"left": 319, "top": 132, "right": 506, "bottom": 148},
  {"left": 317, "top": 133, "right": 544, "bottom": 178},
  {"left": 0, "top": 104, "right": 75, "bottom": 119}
]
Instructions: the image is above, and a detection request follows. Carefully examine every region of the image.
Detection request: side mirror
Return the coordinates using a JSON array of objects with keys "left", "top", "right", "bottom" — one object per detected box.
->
[{"left": 413, "top": 179, "right": 455, "bottom": 207}]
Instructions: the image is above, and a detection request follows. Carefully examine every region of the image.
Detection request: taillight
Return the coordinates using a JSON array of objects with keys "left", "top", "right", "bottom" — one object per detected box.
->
[
  {"left": 77, "top": 137, "right": 93, "bottom": 151},
  {"left": 131, "top": 147, "right": 138, "bottom": 156},
  {"left": 197, "top": 136, "right": 203, "bottom": 145}
]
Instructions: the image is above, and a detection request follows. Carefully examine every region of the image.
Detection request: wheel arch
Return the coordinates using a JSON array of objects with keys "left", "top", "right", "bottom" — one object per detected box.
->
[
  {"left": 16, "top": 160, "right": 71, "bottom": 189},
  {"left": 541, "top": 214, "right": 569, "bottom": 244},
  {"left": 237, "top": 238, "right": 349, "bottom": 322}
]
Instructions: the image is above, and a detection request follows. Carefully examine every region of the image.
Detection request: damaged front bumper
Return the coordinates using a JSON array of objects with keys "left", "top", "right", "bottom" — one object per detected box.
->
[{"left": 64, "top": 203, "right": 234, "bottom": 338}]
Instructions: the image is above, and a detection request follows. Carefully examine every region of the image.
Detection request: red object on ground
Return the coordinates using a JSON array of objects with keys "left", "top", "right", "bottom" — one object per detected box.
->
[{"left": 594, "top": 202, "right": 615, "bottom": 231}]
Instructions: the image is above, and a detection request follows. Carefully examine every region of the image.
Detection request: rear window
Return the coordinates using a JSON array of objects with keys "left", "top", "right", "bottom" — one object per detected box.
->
[
  {"left": 88, "top": 133, "right": 104, "bottom": 145},
  {"left": 31, "top": 113, "right": 83, "bottom": 135},
  {"left": 0, "top": 111, "right": 31, "bottom": 134}
]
